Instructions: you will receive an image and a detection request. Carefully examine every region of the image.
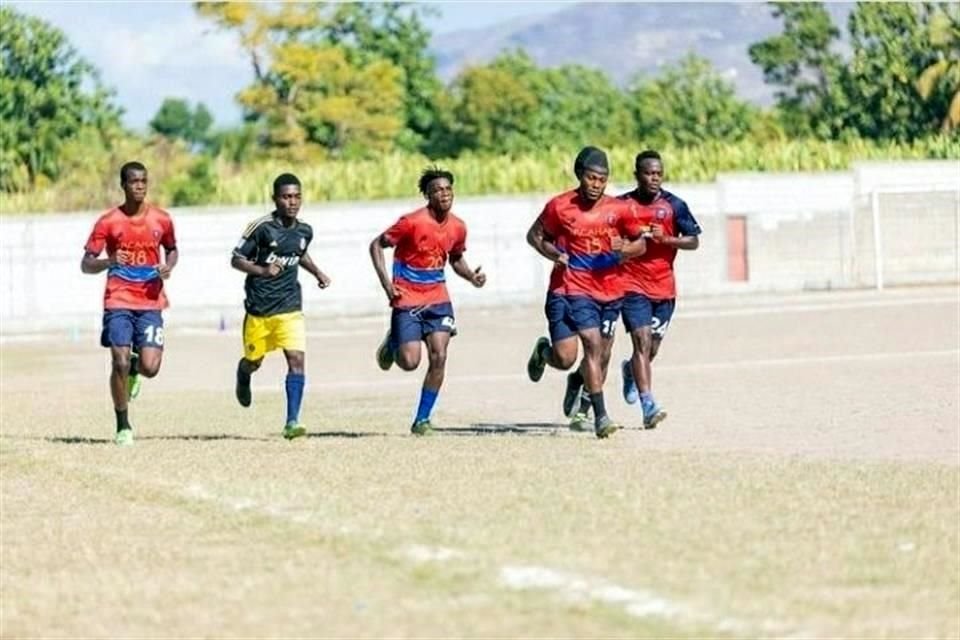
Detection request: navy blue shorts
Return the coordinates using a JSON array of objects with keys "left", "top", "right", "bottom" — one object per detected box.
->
[
  {"left": 621, "top": 293, "right": 675, "bottom": 338},
  {"left": 100, "top": 309, "right": 165, "bottom": 350},
  {"left": 545, "top": 293, "right": 621, "bottom": 342},
  {"left": 391, "top": 303, "right": 456, "bottom": 347}
]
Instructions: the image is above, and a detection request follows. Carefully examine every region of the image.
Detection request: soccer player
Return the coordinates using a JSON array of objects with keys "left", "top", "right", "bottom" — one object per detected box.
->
[
  {"left": 619, "top": 150, "right": 701, "bottom": 427},
  {"left": 369, "top": 166, "right": 486, "bottom": 436},
  {"left": 524, "top": 147, "right": 643, "bottom": 439},
  {"left": 81, "top": 161, "right": 178, "bottom": 446},
  {"left": 232, "top": 173, "right": 331, "bottom": 440}
]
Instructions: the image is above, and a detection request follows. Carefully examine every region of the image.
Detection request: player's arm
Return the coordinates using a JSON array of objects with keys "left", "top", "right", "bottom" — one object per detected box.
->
[
  {"left": 654, "top": 197, "right": 701, "bottom": 250},
  {"left": 617, "top": 236, "right": 647, "bottom": 260},
  {"left": 526, "top": 218, "right": 568, "bottom": 266},
  {"left": 369, "top": 233, "right": 399, "bottom": 302},
  {"left": 299, "top": 251, "right": 331, "bottom": 289},
  {"left": 157, "top": 246, "right": 179, "bottom": 280},
  {"left": 81, "top": 219, "right": 118, "bottom": 274},
  {"left": 450, "top": 253, "right": 485, "bottom": 288},
  {"left": 81, "top": 251, "right": 114, "bottom": 274}
]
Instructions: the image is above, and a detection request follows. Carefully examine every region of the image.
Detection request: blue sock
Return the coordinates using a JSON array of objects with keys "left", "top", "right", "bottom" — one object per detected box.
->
[
  {"left": 640, "top": 391, "right": 654, "bottom": 407},
  {"left": 285, "top": 373, "right": 305, "bottom": 423},
  {"left": 415, "top": 387, "right": 439, "bottom": 423}
]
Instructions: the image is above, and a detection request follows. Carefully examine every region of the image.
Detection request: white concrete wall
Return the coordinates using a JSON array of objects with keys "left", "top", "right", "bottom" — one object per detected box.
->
[{"left": 1, "top": 161, "right": 957, "bottom": 335}]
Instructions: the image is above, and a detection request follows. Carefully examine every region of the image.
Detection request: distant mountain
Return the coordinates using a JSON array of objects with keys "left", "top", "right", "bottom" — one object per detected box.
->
[{"left": 429, "top": 2, "right": 853, "bottom": 105}]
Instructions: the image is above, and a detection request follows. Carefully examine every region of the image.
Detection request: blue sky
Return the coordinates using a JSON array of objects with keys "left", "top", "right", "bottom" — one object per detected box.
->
[{"left": 12, "top": 1, "right": 570, "bottom": 130}]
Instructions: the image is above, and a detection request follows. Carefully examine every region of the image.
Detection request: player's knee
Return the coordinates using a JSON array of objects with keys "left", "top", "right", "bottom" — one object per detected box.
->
[
  {"left": 138, "top": 359, "right": 161, "bottom": 378},
  {"left": 649, "top": 340, "right": 661, "bottom": 361},
  {"left": 427, "top": 348, "right": 447, "bottom": 370},
  {"left": 111, "top": 355, "right": 131, "bottom": 376},
  {"left": 396, "top": 351, "right": 419, "bottom": 371},
  {"left": 285, "top": 352, "right": 305, "bottom": 373},
  {"left": 553, "top": 350, "right": 577, "bottom": 370}
]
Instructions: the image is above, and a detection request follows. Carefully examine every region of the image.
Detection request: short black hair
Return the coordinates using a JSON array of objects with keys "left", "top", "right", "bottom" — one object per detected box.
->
[
  {"left": 635, "top": 150, "right": 662, "bottom": 171},
  {"left": 120, "top": 161, "right": 147, "bottom": 185},
  {"left": 418, "top": 166, "right": 454, "bottom": 196},
  {"left": 273, "top": 173, "right": 301, "bottom": 195}
]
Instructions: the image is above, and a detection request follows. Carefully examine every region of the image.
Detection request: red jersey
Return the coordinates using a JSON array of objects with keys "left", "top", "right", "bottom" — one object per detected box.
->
[
  {"left": 618, "top": 189, "right": 701, "bottom": 300},
  {"left": 538, "top": 190, "right": 637, "bottom": 303},
  {"left": 84, "top": 205, "right": 177, "bottom": 310},
  {"left": 382, "top": 207, "right": 467, "bottom": 309}
]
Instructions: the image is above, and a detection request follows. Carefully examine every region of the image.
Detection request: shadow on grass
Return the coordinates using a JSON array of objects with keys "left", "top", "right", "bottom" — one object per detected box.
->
[
  {"left": 436, "top": 422, "right": 571, "bottom": 436},
  {"left": 305, "top": 430, "right": 389, "bottom": 439},
  {"left": 2, "top": 434, "right": 274, "bottom": 445}
]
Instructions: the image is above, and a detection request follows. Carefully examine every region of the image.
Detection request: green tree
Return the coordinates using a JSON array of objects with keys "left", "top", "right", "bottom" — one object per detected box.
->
[
  {"left": 326, "top": 3, "right": 441, "bottom": 151},
  {"left": 0, "top": 7, "right": 121, "bottom": 191},
  {"left": 628, "top": 54, "right": 758, "bottom": 147},
  {"left": 150, "top": 98, "right": 214, "bottom": 149},
  {"left": 844, "top": 2, "right": 946, "bottom": 140},
  {"left": 916, "top": 4, "right": 960, "bottom": 132},
  {"left": 748, "top": 2, "right": 847, "bottom": 137}
]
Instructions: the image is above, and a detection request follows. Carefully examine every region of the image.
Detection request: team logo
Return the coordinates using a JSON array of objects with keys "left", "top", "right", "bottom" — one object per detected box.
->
[
  {"left": 656, "top": 208, "right": 668, "bottom": 220},
  {"left": 152, "top": 229, "right": 161, "bottom": 239},
  {"left": 269, "top": 240, "right": 278, "bottom": 247}
]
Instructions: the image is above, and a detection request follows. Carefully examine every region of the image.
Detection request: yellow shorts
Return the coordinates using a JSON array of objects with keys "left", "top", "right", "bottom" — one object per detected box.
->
[{"left": 242, "top": 311, "right": 306, "bottom": 360}]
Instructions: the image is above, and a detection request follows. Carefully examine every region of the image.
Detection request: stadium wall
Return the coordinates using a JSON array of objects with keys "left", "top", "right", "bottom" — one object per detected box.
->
[{"left": 1, "top": 161, "right": 957, "bottom": 335}]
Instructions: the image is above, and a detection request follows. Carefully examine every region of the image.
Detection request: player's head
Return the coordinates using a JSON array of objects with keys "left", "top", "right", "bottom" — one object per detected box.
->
[
  {"left": 272, "top": 173, "right": 302, "bottom": 219},
  {"left": 419, "top": 166, "right": 454, "bottom": 214},
  {"left": 573, "top": 146, "right": 609, "bottom": 202},
  {"left": 634, "top": 150, "right": 663, "bottom": 197},
  {"left": 120, "top": 161, "right": 148, "bottom": 204}
]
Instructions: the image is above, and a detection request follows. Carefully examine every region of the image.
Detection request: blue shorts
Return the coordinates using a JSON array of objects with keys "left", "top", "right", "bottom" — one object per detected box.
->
[
  {"left": 545, "top": 293, "right": 621, "bottom": 342},
  {"left": 621, "top": 294, "right": 675, "bottom": 338},
  {"left": 391, "top": 303, "right": 456, "bottom": 347},
  {"left": 100, "top": 309, "right": 165, "bottom": 350}
]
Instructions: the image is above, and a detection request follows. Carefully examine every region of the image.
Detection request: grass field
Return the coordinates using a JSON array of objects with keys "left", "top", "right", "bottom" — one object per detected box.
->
[{"left": 2, "top": 286, "right": 958, "bottom": 638}]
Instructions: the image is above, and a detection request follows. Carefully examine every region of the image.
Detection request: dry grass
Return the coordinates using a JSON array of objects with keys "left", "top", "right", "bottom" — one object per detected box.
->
[{"left": 2, "top": 287, "right": 958, "bottom": 638}]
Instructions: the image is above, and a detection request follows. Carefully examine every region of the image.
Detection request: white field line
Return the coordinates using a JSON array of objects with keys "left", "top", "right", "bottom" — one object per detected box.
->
[{"left": 250, "top": 348, "right": 960, "bottom": 392}]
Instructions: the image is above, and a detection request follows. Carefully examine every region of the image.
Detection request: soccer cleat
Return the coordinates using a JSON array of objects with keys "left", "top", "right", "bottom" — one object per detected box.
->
[
  {"left": 642, "top": 402, "right": 668, "bottom": 430},
  {"left": 114, "top": 428, "right": 134, "bottom": 446},
  {"left": 127, "top": 352, "right": 142, "bottom": 401},
  {"left": 235, "top": 361, "right": 252, "bottom": 408},
  {"left": 376, "top": 331, "right": 394, "bottom": 371},
  {"left": 410, "top": 419, "right": 434, "bottom": 436},
  {"left": 282, "top": 421, "right": 307, "bottom": 440},
  {"left": 594, "top": 415, "right": 621, "bottom": 439},
  {"left": 621, "top": 359, "right": 639, "bottom": 405},
  {"left": 562, "top": 372, "right": 583, "bottom": 418},
  {"left": 568, "top": 412, "right": 591, "bottom": 432},
  {"left": 526, "top": 336, "right": 550, "bottom": 383}
]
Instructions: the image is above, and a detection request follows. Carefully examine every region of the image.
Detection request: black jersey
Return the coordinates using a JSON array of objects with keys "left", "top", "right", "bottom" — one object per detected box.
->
[{"left": 233, "top": 213, "right": 314, "bottom": 317}]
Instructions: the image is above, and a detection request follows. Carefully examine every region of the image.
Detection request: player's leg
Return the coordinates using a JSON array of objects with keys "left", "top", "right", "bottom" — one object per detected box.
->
[
  {"left": 102, "top": 310, "right": 135, "bottom": 444},
  {"left": 236, "top": 313, "right": 269, "bottom": 407},
  {"left": 571, "top": 297, "right": 620, "bottom": 438},
  {"left": 274, "top": 312, "right": 308, "bottom": 439},
  {"left": 410, "top": 304, "right": 456, "bottom": 435},
  {"left": 648, "top": 299, "right": 674, "bottom": 363},
  {"left": 130, "top": 311, "right": 165, "bottom": 403},
  {"left": 619, "top": 293, "right": 649, "bottom": 405},
  {"left": 528, "top": 293, "right": 579, "bottom": 383},
  {"left": 392, "top": 307, "right": 424, "bottom": 372},
  {"left": 565, "top": 303, "right": 617, "bottom": 424}
]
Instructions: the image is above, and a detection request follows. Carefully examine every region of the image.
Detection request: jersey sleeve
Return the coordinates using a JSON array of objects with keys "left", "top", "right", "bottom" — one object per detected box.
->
[
  {"left": 538, "top": 199, "right": 561, "bottom": 238},
  {"left": 233, "top": 220, "right": 263, "bottom": 260},
  {"left": 161, "top": 215, "right": 177, "bottom": 251},
  {"left": 671, "top": 196, "right": 702, "bottom": 237},
  {"left": 381, "top": 215, "right": 412, "bottom": 247},
  {"left": 84, "top": 217, "right": 109, "bottom": 256}
]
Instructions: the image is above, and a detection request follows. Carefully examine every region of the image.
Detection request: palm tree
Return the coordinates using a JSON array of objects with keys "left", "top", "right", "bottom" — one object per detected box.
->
[{"left": 916, "top": 5, "right": 960, "bottom": 132}]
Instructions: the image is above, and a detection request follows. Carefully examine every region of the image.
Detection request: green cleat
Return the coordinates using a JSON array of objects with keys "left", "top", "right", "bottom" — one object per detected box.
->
[
  {"left": 568, "top": 412, "right": 591, "bottom": 432},
  {"left": 282, "top": 422, "right": 307, "bottom": 440},
  {"left": 526, "top": 336, "right": 550, "bottom": 383},
  {"left": 114, "top": 428, "right": 134, "bottom": 446},
  {"left": 410, "top": 419, "right": 434, "bottom": 436},
  {"left": 127, "top": 352, "right": 142, "bottom": 401},
  {"left": 594, "top": 416, "right": 621, "bottom": 439},
  {"left": 376, "top": 331, "right": 394, "bottom": 371}
]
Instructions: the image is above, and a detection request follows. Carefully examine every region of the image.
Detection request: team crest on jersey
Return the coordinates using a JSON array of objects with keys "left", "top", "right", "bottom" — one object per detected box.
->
[
  {"left": 152, "top": 229, "right": 161, "bottom": 239},
  {"left": 656, "top": 208, "right": 668, "bottom": 220}
]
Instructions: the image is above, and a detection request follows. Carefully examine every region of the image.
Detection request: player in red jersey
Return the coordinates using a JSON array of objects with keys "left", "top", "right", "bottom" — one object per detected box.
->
[
  {"left": 618, "top": 150, "right": 701, "bottom": 427},
  {"left": 525, "top": 147, "right": 644, "bottom": 439},
  {"left": 369, "top": 167, "right": 486, "bottom": 435},
  {"left": 81, "top": 162, "right": 178, "bottom": 445}
]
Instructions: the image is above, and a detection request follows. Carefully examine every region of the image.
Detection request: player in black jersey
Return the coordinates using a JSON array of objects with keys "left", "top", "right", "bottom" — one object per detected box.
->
[{"left": 230, "top": 173, "right": 331, "bottom": 439}]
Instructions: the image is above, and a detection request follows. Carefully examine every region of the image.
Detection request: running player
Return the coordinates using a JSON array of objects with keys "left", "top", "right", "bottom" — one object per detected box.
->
[
  {"left": 369, "top": 166, "right": 486, "bottom": 436},
  {"left": 524, "top": 147, "right": 643, "bottom": 439},
  {"left": 81, "top": 161, "right": 178, "bottom": 445},
  {"left": 232, "top": 173, "right": 331, "bottom": 440},
  {"left": 619, "top": 150, "right": 701, "bottom": 427}
]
